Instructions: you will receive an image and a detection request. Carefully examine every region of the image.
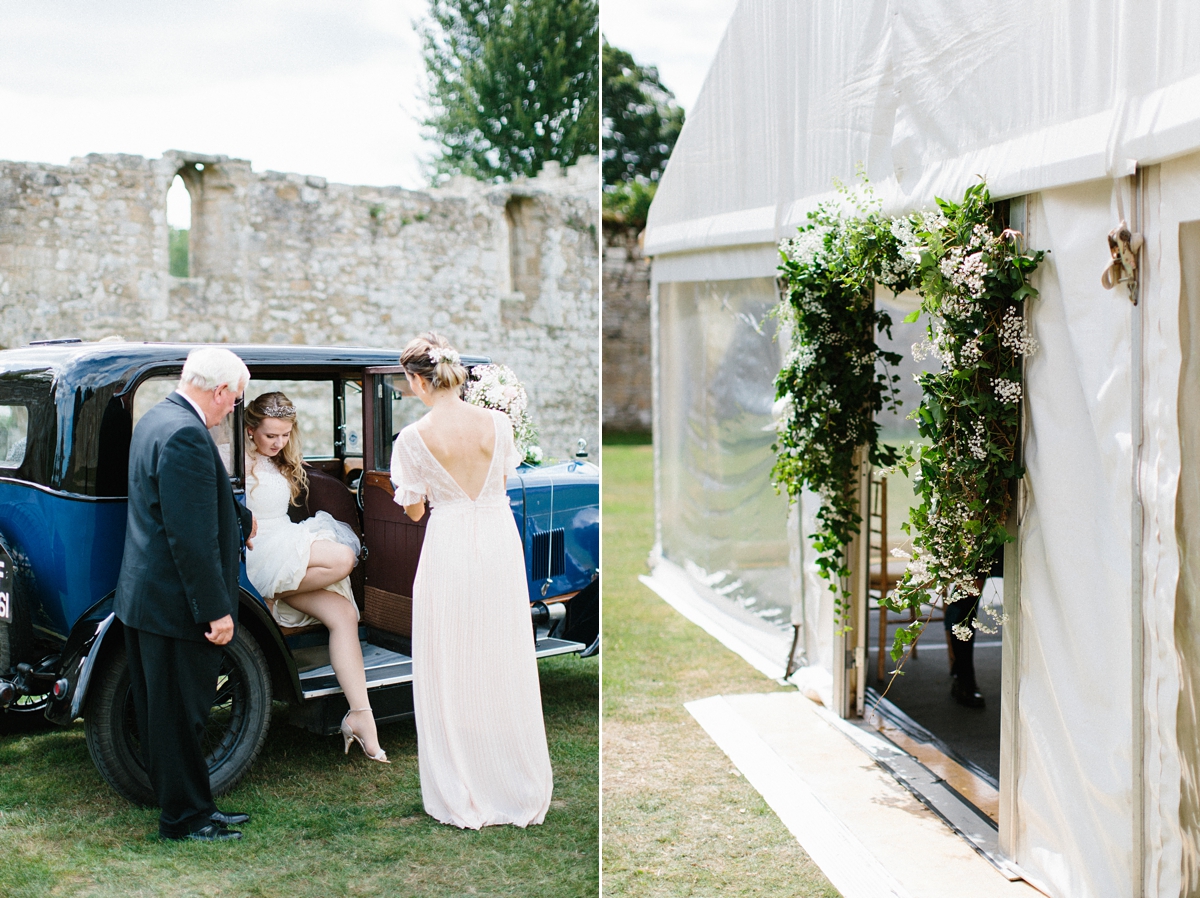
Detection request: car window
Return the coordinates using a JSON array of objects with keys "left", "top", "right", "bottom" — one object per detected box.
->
[
  {"left": 342, "top": 379, "right": 364, "bottom": 458},
  {"left": 0, "top": 405, "right": 29, "bottom": 468},
  {"left": 385, "top": 374, "right": 425, "bottom": 445},
  {"left": 132, "top": 374, "right": 236, "bottom": 474},
  {"left": 132, "top": 375, "right": 177, "bottom": 426},
  {"left": 247, "top": 379, "right": 334, "bottom": 458}
]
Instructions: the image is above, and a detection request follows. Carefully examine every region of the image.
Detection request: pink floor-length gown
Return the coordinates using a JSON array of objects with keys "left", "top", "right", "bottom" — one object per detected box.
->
[{"left": 390, "top": 409, "right": 553, "bottom": 828}]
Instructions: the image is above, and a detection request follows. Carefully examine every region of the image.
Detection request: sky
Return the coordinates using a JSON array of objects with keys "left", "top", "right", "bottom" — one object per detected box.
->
[
  {"left": 601, "top": 0, "right": 739, "bottom": 112},
  {"left": 0, "top": 0, "right": 433, "bottom": 209},
  {"left": 0, "top": 0, "right": 732, "bottom": 226}
]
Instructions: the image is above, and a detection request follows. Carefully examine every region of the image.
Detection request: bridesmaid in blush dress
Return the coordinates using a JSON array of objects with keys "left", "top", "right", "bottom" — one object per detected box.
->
[{"left": 389, "top": 333, "right": 552, "bottom": 829}]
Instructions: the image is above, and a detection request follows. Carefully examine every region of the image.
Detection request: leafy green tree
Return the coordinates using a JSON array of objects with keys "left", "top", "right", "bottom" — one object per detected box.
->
[
  {"left": 420, "top": 0, "right": 598, "bottom": 182},
  {"left": 602, "top": 40, "right": 684, "bottom": 187},
  {"left": 601, "top": 179, "right": 655, "bottom": 228}
]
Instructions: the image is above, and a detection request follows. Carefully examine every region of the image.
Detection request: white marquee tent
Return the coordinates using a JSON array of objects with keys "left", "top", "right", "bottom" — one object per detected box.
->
[{"left": 642, "top": 2, "right": 1200, "bottom": 896}]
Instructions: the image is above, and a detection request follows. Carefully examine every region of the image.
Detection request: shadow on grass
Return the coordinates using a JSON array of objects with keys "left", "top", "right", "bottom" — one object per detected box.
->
[{"left": 0, "top": 654, "right": 597, "bottom": 898}]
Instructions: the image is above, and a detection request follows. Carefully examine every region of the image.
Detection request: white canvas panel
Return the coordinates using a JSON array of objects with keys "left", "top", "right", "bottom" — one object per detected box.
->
[
  {"left": 646, "top": 0, "right": 1200, "bottom": 257},
  {"left": 1017, "top": 181, "right": 1135, "bottom": 897},
  {"left": 651, "top": 244, "right": 779, "bottom": 284},
  {"left": 1171, "top": 213, "right": 1200, "bottom": 898},
  {"left": 645, "top": 0, "right": 895, "bottom": 255},
  {"left": 1140, "top": 152, "right": 1200, "bottom": 898}
]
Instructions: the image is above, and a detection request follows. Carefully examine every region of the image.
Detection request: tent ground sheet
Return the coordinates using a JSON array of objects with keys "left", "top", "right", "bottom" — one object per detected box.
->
[
  {"left": 687, "top": 691, "right": 1041, "bottom": 898},
  {"left": 869, "top": 604, "right": 1004, "bottom": 782}
]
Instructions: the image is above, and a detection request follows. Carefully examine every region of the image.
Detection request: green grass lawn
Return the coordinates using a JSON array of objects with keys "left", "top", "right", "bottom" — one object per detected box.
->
[
  {"left": 602, "top": 444, "right": 840, "bottom": 897},
  {"left": 0, "top": 653, "right": 597, "bottom": 898}
]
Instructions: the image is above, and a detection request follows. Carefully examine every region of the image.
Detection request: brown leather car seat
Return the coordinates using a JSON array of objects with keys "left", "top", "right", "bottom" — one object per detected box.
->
[
  {"left": 289, "top": 465, "right": 362, "bottom": 538},
  {"left": 287, "top": 465, "right": 365, "bottom": 611}
]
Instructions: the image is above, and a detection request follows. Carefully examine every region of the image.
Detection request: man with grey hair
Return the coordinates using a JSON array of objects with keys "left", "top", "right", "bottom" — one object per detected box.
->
[{"left": 115, "top": 346, "right": 257, "bottom": 842}]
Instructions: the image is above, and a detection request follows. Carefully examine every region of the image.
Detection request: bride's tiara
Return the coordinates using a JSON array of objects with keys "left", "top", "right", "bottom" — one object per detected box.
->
[
  {"left": 257, "top": 401, "right": 296, "bottom": 419},
  {"left": 429, "top": 347, "right": 461, "bottom": 366}
]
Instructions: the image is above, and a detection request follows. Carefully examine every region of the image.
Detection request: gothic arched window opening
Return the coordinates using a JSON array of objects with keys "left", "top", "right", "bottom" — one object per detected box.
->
[{"left": 167, "top": 172, "right": 192, "bottom": 277}]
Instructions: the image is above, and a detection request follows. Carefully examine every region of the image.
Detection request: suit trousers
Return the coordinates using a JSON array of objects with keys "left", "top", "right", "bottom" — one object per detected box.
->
[
  {"left": 124, "top": 626, "right": 223, "bottom": 837},
  {"left": 943, "top": 597, "right": 978, "bottom": 691}
]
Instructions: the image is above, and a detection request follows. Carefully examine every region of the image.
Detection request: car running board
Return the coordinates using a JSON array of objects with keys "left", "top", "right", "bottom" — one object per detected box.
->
[{"left": 299, "top": 637, "right": 587, "bottom": 700}]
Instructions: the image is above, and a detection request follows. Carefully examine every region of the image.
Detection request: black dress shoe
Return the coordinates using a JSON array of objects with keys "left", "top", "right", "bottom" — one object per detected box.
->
[
  {"left": 162, "top": 823, "right": 242, "bottom": 842},
  {"left": 951, "top": 679, "right": 986, "bottom": 709},
  {"left": 211, "top": 810, "right": 250, "bottom": 826}
]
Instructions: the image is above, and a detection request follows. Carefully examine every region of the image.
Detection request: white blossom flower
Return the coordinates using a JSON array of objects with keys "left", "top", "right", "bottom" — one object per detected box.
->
[
  {"left": 966, "top": 419, "right": 987, "bottom": 460},
  {"left": 939, "top": 247, "right": 962, "bottom": 281},
  {"left": 922, "top": 209, "right": 950, "bottom": 233},
  {"left": 960, "top": 338, "right": 982, "bottom": 367},
  {"left": 970, "top": 223, "right": 996, "bottom": 251},
  {"left": 992, "top": 377, "right": 1022, "bottom": 404},
  {"left": 890, "top": 216, "right": 924, "bottom": 262},
  {"left": 999, "top": 306, "right": 1039, "bottom": 356},
  {"left": 952, "top": 622, "right": 974, "bottom": 641},
  {"left": 973, "top": 603, "right": 1008, "bottom": 635},
  {"left": 957, "top": 251, "right": 988, "bottom": 298},
  {"left": 930, "top": 327, "right": 959, "bottom": 365},
  {"left": 780, "top": 227, "right": 831, "bottom": 266}
]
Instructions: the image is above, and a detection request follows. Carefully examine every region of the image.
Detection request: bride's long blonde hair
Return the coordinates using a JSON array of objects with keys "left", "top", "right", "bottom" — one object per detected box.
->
[{"left": 245, "top": 391, "right": 308, "bottom": 505}]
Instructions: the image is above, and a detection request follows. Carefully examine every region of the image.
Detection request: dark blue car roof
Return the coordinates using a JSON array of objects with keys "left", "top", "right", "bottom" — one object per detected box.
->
[{"left": 0, "top": 341, "right": 490, "bottom": 391}]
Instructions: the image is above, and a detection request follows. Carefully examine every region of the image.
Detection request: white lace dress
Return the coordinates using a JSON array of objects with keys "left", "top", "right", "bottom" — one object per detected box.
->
[
  {"left": 244, "top": 455, "right": 358, "bottom": 628},
  {"left": 390, "top": 409, "right": 553, "bottom": 829}
]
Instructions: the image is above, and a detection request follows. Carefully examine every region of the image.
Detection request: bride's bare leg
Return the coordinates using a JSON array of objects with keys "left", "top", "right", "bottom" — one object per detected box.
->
[
  {"left": 276, "top": 540, "right": 356, "bottom": 597},
  {"left": 281, "top": 588, "right": 382, "bottom": 757}
]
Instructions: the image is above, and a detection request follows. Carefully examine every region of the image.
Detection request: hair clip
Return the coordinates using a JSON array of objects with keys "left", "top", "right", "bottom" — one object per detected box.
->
[{"left": 428, "top": 347, "right": 461, "bottom": 366}]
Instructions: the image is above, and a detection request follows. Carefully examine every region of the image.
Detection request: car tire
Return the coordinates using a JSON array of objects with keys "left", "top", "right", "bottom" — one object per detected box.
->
[{"left": 84, "top": 629, "right": 273, "bottom": 807}]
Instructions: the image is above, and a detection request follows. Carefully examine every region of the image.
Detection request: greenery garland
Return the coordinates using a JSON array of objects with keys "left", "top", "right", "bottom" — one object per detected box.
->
[
  {"left": 771, "top": 187, "right": 912, "bottom": 619},
  {"left": 772, "top": 181, "right": 1045, "bottom": 656},
  {"left": 885, "top": 183, "right": 1045, "bottom": 658}
]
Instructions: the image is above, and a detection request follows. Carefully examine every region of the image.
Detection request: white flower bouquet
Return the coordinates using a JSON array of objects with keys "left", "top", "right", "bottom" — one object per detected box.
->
[{"left": 463, "top": 364, "right": 541, "bottom": 464}]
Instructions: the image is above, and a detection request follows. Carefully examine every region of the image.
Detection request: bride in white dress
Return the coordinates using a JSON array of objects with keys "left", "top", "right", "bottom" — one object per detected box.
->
[
  {"left": 390, "top": 334, "right": 553, "bottom": 828},
  {"left": 243, "top": 392, "right": 387, "bottom": 762}
]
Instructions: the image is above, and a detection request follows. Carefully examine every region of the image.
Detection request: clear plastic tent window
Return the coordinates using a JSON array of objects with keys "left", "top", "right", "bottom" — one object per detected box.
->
[{"left": 657, "top": 278, "right": 791, "bottom": 633}]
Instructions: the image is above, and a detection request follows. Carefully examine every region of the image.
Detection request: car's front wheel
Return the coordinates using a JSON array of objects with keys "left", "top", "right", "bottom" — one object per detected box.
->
[{"left": 84, "top": 629, "right": 272, "bottom": 806}]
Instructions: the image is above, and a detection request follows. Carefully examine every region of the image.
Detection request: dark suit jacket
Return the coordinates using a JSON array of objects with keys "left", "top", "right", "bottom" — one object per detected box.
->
[{"left": 114, "top": 393, "right": 252, "bottom": 642}]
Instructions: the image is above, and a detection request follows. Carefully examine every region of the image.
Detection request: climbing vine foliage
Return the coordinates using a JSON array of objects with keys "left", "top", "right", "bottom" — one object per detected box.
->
[
  {"left": 772, "top": 187, "right": 911, "bottom": 620},
  {"left": 773, "top": 181, "right": 1045, "bottom": 654},
  {"left": 885, "top": 184, "right": 1044, "bottom": 657}
]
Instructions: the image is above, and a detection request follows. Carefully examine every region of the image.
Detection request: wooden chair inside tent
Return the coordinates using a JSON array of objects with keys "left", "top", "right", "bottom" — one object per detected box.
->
[{"left": 870, "top": 473, "right": 941, "bottom": 681}]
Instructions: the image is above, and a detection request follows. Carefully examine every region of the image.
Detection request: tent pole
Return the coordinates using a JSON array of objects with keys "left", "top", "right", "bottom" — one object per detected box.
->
[
  {"left": 832, "top": 445, "right": 869, "bottom": 719},
  {"left": 649, "top": 273, "right": 663, "bottom": 558},
  {"left": 854, "top": 454, "right": 870, "bottom": 716},
  {"left": 1130, "top": 168, "right": 1146, "bottom": 898}
]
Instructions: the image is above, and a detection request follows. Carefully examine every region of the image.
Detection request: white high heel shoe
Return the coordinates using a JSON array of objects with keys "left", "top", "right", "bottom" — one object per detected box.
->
[{"left": 340, "top": 709, "right": 389, "bottom": 763}]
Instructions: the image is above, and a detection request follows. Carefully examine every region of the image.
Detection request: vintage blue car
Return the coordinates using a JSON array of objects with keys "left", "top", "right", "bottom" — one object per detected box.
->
[{"left": 0, "top": 340, "right": 598, "bottom": 805}]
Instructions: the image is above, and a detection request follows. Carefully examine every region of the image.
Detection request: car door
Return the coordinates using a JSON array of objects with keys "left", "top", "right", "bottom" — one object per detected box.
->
[{"left": 358, "top": 367, "right": 426, "bottom": 643}]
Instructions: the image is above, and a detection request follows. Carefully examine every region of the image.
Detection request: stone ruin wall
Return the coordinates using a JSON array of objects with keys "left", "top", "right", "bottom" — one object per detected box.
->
[
  {"left": 0, "top": 150, "right": 599, "bottom": 460},
  {"left": 601, "top": 221, "right": 651, "bottom": 434}
]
